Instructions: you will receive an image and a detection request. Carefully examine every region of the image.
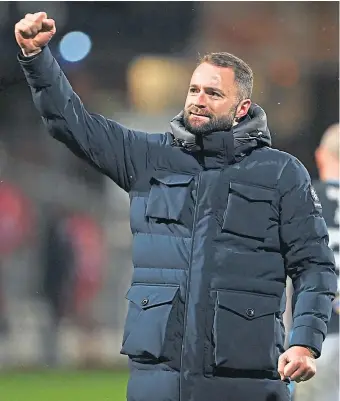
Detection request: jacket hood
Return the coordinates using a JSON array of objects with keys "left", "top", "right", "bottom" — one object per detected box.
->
[{"left": 170, "top": 103, "right": 272, "bottom": 166}]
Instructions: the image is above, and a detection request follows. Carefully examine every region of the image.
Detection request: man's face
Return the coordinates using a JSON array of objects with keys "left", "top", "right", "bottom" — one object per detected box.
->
[{"left": 183, "top": 63, "right": 243, "bottom": 135}]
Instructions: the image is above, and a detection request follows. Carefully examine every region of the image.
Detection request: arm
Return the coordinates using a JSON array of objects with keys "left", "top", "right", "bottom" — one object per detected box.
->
[
  {"left": 18, "top": 45, "right": 153, "bottom": 192},
  {"left": 278, "top": 157, "right": 337, "bottom": 357}
]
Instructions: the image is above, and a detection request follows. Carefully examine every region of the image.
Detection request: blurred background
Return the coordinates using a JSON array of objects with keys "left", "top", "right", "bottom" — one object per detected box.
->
[{"left": 0, "top": 1, "right": 338, "bottom": 400}]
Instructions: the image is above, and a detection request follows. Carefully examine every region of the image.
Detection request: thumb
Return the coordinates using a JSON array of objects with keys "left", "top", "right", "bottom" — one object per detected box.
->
[
  {"left": 278, "top": 354, "right": 289, "bottom": 380},
  {"left": 41, "top": 18, "right": 55, "bottom": 31}
]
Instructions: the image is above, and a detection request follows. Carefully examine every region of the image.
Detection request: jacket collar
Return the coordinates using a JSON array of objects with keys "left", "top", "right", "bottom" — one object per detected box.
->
[{"left": 170, "top": 103, "right": 272, "bottom": 168}]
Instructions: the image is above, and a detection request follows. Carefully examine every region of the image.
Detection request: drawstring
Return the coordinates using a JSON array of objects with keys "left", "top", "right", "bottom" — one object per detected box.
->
[
  {"left": 171, "top": 138, "right": 183, "bottom": 147},
  {"left": 235, "top": 132, "right": 263, "bottom": 141},
  {"left": 171, "top": 137, "right": 200, "bottom": 151}
]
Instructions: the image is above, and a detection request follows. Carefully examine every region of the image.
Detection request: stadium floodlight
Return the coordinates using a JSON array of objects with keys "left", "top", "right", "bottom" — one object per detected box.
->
[{"left": 59, "top": 31, "right": 92, "bottom": 63}]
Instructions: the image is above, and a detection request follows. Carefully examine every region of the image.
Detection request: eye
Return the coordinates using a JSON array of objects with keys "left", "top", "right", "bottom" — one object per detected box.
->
[
  {"left": 189, "top": 87, "right": 199, "bottom": 94},
  {"left": 205, "top": 88, "right": 221, "bottom": 98},
  {"left": 211, "top": 91, "right": 221, "bottom": 98}
]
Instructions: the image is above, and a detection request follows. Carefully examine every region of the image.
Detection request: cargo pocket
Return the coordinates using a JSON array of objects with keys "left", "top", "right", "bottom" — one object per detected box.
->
[
  {"left": 213, "top": 290, "right": 280, "bottom": 371},
  {"left": 222, "top": 182, "right": 275, "bottom": 239},
  {"left": 121, "top": 284, "right": 180, "bottom": 362},
  {"left": 145, "top": 174, "right": 194, "bottom": 228}
]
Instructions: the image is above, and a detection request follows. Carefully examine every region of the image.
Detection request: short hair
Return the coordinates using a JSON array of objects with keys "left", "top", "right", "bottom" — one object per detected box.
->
[
  {"left": 319, "top": 123, "right": 339, "bottom": 160},
  {"left": 199, "top": 52, "right": 253, "bottom": 101}
]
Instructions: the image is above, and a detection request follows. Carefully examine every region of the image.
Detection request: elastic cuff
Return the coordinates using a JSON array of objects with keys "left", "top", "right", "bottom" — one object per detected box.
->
[
  {"left": 17, "top": 46, "right": 58, "bottom": 88},
  {"left": 289, "top": 326, "right": 323, "bottom": 358}
]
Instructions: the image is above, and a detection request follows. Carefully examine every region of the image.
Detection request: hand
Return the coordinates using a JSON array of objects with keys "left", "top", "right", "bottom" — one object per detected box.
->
[
  {"left": 278, "top": 346, "right": 316, "bottom": 383},
  {"left": 15, "top": 12, "right": 56, "bottom": 56}
]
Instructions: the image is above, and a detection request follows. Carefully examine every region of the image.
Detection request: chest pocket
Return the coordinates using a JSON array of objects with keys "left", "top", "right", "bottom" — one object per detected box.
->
[
  {"left": 222, "top": 182, "right": 275, "bottom": 240},
  {"left": 145, "top": 173, "right": 194, "bottom": 229}
]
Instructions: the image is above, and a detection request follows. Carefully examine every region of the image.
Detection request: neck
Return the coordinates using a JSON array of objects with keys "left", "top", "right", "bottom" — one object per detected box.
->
[{"left": 319, "top": 167, "right": 339, "bottom": 182}]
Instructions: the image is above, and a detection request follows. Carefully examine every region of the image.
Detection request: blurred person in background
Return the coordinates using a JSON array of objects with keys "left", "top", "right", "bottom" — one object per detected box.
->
[
  {"left": 40, "top": 208, "right": 76, "bottom": 366},
  {"left": 41, "top": 208, "right": 105, "bottom": 366},
  {"left": 0, "top": 181, "right": 33, "bottom": 321},
  {"left": 293, "top": 123, "right": 339, "bottom": 401},
  {"left": 0, "top": 179, "right": 33, "bottom": 362},
  {"left": 14, "top": 12, "right": 337, "bottom": 401},
  {"left": 65, "top": 212, "right": 106, "bottom": 366}
]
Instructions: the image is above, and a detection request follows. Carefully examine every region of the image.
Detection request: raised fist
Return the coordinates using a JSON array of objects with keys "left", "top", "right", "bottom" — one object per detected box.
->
[{"left": 15, "top": 12, "right": 56, "bottom": 56}]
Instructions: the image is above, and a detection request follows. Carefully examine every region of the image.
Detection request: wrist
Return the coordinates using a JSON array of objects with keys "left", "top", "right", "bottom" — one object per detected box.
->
[
  {"left": 21, "top": 48, "right": 42, "bottom": 57},
  {"left": 304, "top": 346, "right": 318, "bottom": 359}
]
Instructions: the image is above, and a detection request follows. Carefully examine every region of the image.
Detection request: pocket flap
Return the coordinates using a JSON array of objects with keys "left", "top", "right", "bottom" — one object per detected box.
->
[
  {"left": 217, "top": 290, "right": 280, "bottom": 319},
  {"left": 230, "top": 182, "right": 274, "bottom": 202},
  {"left": 151, "top": 174, "right": 194, "bottom": 186},
  {"left": 125, "top": 285, "right": 179, "bottom": 309}
]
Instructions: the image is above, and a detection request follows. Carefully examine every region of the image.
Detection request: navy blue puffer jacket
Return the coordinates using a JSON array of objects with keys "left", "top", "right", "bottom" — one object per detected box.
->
[{"left": 19, "top": 47, "right": 336, "bottom": 401}]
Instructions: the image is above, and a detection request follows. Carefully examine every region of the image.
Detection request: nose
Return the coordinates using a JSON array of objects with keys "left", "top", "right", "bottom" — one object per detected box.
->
[{"left": 194, "top": 90, "right": 207, "bottom": 108}]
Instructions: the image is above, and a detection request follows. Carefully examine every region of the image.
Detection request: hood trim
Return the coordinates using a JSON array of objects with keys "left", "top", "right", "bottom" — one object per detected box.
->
[{"left": 170, "top": 103, "right": 272, "bottom": 155}]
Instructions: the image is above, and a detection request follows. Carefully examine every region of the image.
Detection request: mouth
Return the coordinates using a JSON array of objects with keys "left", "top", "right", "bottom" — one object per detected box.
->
[{"left": 189, "top": 112, "right": 210, "bottom": 121}]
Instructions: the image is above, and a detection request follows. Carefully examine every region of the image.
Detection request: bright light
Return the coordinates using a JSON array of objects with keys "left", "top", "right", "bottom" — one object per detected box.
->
[{"left": 59, "top": 31, "right": 92, "bottom": 62}]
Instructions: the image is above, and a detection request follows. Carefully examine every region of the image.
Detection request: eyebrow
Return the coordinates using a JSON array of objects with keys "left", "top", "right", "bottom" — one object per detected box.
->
[{"left": 190, "top": 84, "right": 226, "bottom": 96}]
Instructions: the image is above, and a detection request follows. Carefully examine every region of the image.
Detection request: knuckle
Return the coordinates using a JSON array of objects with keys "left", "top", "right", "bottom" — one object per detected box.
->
[
  {"left": 22, "top": 19, "right": 32, "bottom": 27},
  {"left": 20, "top": 24, "right": 30, "bottom": 33},
  {"left": 34, "top": 12, "right": 44, "bottom": 21}
]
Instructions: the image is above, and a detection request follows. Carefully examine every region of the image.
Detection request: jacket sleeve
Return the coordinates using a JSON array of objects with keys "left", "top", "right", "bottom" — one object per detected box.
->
[
  {"left": 18, "top": 46, "right": 153, "bottom": 192},
  {"left": 278, "top": 157, "right": 337, "bottom": 357}
]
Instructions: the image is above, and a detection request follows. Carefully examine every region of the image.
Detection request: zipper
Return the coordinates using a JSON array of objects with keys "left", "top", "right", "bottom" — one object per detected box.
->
[{"left": 179, "top": 172, "right": 202, "bottom": 400}]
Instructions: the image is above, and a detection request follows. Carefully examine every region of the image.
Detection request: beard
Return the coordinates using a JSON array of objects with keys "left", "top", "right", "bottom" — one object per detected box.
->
[{"left": 183, "top": 105, "right": 238, "bottom": 136}]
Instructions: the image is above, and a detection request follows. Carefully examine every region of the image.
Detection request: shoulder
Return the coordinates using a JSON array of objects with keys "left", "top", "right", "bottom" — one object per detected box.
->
[
  {"left": 105, "top": 118, "right": 168, "bottom": 146},
  {"left": 248, "top": 147, "right": 308, "bottom": 182},
  {"left": 276, "top": 152, "right": 311, "bottom": 195},
  {"left": 256, "top": 147, "right": 305, "bottom": 168},
  {"left": 147, "top": 132, "right": 170, "bottom": 146},
  {"left": 253, "top": 147, "right": 311, "bottom": 193},
  {"left": 264, "top": 148, "right": 309, "bottom": 178}
]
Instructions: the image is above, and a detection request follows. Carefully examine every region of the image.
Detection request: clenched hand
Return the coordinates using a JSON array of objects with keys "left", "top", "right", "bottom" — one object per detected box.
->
[
  {"left": 15, "top": 12, "right": 56, "bottom": 56},
  {"left": 278, "top": 346, "right": 316, "bottom": 383}
]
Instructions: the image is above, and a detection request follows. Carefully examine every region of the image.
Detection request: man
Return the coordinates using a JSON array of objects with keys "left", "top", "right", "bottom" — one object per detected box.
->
[
  {"left": 294, "top": 123, "right": 339, "bottom": 401},
  {"left": 40, "top": 208, "right": 75, "bottom": 366},
  {"left": 14, "top": 12, "right": 336, "bottom": 401}
]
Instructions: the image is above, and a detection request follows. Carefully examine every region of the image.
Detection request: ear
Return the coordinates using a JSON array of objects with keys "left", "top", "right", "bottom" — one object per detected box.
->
[
  {"left": 314, "top": 147, "right": 322, "bottom": 170},
  {"left": 235, "top": 99, "right": 251, "bottom": 120}
]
